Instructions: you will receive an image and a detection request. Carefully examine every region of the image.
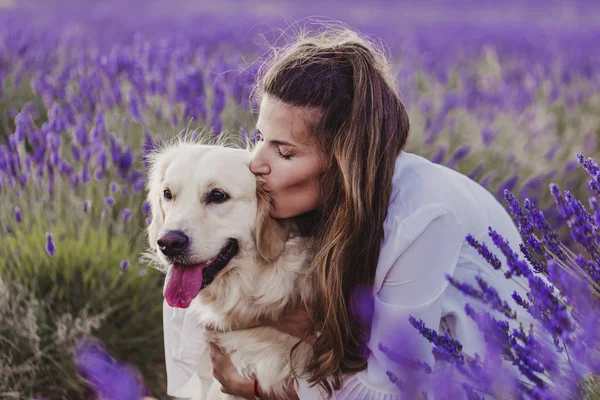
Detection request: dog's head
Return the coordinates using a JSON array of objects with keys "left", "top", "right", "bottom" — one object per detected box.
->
[{"left": 146, "top": 142, "right": 289, "bottom": 308}]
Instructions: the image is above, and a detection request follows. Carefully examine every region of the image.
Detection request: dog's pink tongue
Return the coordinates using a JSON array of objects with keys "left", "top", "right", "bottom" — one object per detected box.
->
[{"left": 164, "top": 264, "right": 206, "bottom": 308}]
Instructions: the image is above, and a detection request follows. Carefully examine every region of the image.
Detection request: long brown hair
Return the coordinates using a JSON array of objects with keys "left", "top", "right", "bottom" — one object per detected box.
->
[{"left": 252, "top": 25, "right": 411, "bottom": 396}]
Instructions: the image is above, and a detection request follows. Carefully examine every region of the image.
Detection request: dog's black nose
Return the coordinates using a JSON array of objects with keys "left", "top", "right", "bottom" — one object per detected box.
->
[{"left": 157, "top": 231, "right": 189, "bottom": 257}]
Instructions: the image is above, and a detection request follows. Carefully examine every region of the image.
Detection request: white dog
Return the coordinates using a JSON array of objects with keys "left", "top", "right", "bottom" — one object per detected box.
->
[{"left": 145, "top": 140, "right": 315, "bottom": 400}]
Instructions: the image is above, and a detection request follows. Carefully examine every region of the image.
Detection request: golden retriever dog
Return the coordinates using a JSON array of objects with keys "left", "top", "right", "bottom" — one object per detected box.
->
[{"left": 145, "top": 140, "right": 315, "bottom": 400}]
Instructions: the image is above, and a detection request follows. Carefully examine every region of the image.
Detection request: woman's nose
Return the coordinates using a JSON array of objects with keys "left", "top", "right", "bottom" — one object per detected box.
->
[{"left": 249, "top": 152, "right": 270, "bottom": 176}]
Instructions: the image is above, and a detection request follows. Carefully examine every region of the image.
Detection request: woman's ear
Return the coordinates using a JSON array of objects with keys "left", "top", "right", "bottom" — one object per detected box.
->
[{"left": 254, "top": 180, "right": 290, "bottom": 262}]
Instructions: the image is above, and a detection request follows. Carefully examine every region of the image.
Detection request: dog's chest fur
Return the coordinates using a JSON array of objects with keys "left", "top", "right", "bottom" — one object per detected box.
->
[
  {"left": 189, "top": 236, "right": 314, "bottom": 331},
  {"left": 191, "top": 236, "right": 316, "bottom": 400}
]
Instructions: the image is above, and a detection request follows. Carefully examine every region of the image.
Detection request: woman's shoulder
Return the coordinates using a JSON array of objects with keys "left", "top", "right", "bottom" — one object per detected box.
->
[
  {"left": 387, "top": 151, "right": 459, "bottom": 212},
  {"left": 385, "top": 151, "right": 491, "bottom": 230}
]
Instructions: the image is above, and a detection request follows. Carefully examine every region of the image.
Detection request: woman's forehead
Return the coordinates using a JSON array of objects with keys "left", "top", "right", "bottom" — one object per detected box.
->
[{"left": 257, "top": 95, "right": 319, "bottom": 145}]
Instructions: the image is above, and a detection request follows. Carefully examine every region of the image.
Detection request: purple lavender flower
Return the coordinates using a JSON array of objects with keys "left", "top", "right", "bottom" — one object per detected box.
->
[
  {"left": 97, "top": 147, "right": 108, "bottom": 173},
  {"left": 466, "top": 234, "right": 502, "bottom": 270},
  {"left": 45, "top": 232, "right": 55, "bottom": 257},
  {"left": 488, "top": 228, "right": 532, "bottom": 279},
  {"left": 496, "top": 174, "right": 519, "bottom": 198},
  {"left": 431, "top": 145, "right": 446, "bottom": 164},
  {"left": 74, "top": 337, "right": 147, "bottom": 400},
  {"left": 14, "top": 206, "right": 22, "bottom": 223},
  {"left": 545, "top": 143, "right": 560, "bottom": 162},
  {"left": 589, "top": 197, "right": 600, "bottom": 228},
  {"left": 551, "top": 184, "right": 599, "bottom": 258},
  {"left": 14, "top": 109, "right": 34, "bottom": 142},
  {"left": 71, "top": 143, "right": 82, "bottom": 162},
  {"left": 521, "top": 198, "right": 565, "bottom": 261},
  {"left": 128, "top": 87, "right": 143, "bottom": 122},
  {"left": 468, "top": 163, "right": 484, "bottom": 180},
  {"left": 378, "top": 328, "right": 433, "bottom": 398},
  {"left": 142, "top": 201, "right": 151, "bottom": 215},
  {"left": 132, "top": 179, "right": 145, "bottom": 192},
  {"left": 409, "top": 316, "right": 464, "bottom": 363},
  {"left": 447, "top": 145, "right": 471, "bottom": 168},
  {"left": 577, "top": 153, "right": 600, "bottom": 197},
  {"left": 90, "top": 112, "right": 107, "bottom": 144},
  {"left": 119, "top": 147, "right": 133, "bottom": 175},
  {"left": 120, "top": 260, "right": 129, "bottom": 270},
  {"left": 479, "top": 173, "right": 493, "bottom": 189},
  {"left": 564, "top": 161, "right": 578, "bottom": 174},
  {"left": 480, "top": 127, "right": 496, "bottom": 146},
  {"left": 81, "top": 165, "right": 91, "bottom": 184},
  {"left": 123, "top": 208, "right": 132, "bottom": 222}
]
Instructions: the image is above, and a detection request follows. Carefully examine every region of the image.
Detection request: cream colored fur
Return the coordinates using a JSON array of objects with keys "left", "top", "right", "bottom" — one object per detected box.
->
[{"left": 145, "top": 140, "right": 315, "bottom": 400}]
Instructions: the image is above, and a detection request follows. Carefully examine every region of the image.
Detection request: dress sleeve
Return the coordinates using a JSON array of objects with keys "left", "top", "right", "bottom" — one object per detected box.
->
[
  {"left": 163, "top": 299, "right": 214, "bottom": 399},
  {"left": 297, "top": 205, "right": 465, "bottom": 399}
]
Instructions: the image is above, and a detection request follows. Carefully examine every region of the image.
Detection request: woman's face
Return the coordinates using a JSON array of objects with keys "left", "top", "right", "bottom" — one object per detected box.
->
[{"left": 249, "top": 95, "right": 326, "bottom": 219}]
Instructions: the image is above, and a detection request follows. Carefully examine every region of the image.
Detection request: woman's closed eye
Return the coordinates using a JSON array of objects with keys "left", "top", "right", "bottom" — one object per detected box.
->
[
  {"left": 254, "top": 129, "right": 294, "bottom": 160},
  {"left": 276, "top": 147, "right": 293, "bottom": 160}
]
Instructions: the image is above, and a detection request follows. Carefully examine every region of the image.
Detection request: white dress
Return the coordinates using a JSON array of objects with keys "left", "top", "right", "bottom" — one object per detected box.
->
[{"left": 162, "top": 150, "right": 531, "bottom": 399}]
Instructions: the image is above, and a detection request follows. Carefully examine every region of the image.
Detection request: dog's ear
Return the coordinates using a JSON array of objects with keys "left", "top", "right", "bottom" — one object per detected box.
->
[
  {"left": 254, "top": 180, "right": 290, "bottom": 262},
  {"left": 145, "top": 147, "right": 173, "bottom": 249}
]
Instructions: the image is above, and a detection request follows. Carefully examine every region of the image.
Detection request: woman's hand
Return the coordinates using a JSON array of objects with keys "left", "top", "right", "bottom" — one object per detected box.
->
[
  {"left": 209, "top": 341, "right": 300, "bottom": 400},
  {"left": 209, "top": 342, "right": 255, "bottom": 399},
  {"left": 268, "top": 306, "right": 318, "bottom": 345}
]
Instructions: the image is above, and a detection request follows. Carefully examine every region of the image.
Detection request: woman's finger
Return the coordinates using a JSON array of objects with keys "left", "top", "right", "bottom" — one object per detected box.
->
[
  {"left": 209, "top": 341, "right": 224, "bottom": 356},
  {"left": 221, "top": 385, "right": 233, "bottom": 394}
]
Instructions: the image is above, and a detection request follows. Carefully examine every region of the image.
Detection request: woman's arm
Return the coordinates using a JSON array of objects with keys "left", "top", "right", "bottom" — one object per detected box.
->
[
  {"left": 209, "top": 340, "right": 299, "bottom": 399},
  {"left": 267, "top": 307, "right": 318, "bottom": 345}
]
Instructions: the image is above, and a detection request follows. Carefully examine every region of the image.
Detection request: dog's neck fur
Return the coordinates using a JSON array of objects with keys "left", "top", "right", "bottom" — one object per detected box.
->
[{"left": 189, "top": 234, "right": 314, "bottom": 332}]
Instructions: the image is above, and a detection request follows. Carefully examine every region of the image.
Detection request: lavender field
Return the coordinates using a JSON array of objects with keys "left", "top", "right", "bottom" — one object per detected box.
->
[{"left": 1, "top": 0, "right": 600, "bottom": 399}]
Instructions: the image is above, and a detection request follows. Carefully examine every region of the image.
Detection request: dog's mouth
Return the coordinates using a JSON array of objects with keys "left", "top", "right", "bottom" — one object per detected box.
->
[{"left": 163, "top": 239, "right": 239, "bottom": 308}]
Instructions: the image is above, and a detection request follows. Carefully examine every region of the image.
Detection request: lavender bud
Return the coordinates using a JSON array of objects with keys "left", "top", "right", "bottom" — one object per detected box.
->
[
  {"left": 142, "top": 201, "right": 151, "bottom": 214},
  {"left": 123, "top": 208, "right": 132, "bottom": 222},
  {"left": 132, "top": 179, "right": 145, "bottom": 192},
  {"left": 45, "top": 232, "right": 55, "bottom": 257}
]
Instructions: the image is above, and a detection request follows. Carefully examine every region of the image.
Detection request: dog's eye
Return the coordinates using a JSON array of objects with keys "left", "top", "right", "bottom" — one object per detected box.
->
[
  {"left": 208, "top": 189, "right": 229, "bottom": 204},
  {"left": 163, "top": 189, "right": 173, "bottom": 200}
]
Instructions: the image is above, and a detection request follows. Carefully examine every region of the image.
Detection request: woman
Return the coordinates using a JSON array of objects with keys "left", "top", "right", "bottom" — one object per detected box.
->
[{"left": 165, "top": 27, "right": 530, "bottom": 399}]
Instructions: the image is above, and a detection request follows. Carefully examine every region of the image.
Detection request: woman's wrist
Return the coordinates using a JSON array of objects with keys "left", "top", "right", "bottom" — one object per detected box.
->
[
  {"left": 251, "top": 376, "right": 298, "bottom": 400},
  {"left": 230, "top": 375, "right": 257, "bottom": 399}
]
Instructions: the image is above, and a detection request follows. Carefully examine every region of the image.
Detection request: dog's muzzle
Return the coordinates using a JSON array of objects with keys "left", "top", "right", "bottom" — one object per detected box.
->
[{"left": 157, "top": 230, "right": 189, "bottom": 257}]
